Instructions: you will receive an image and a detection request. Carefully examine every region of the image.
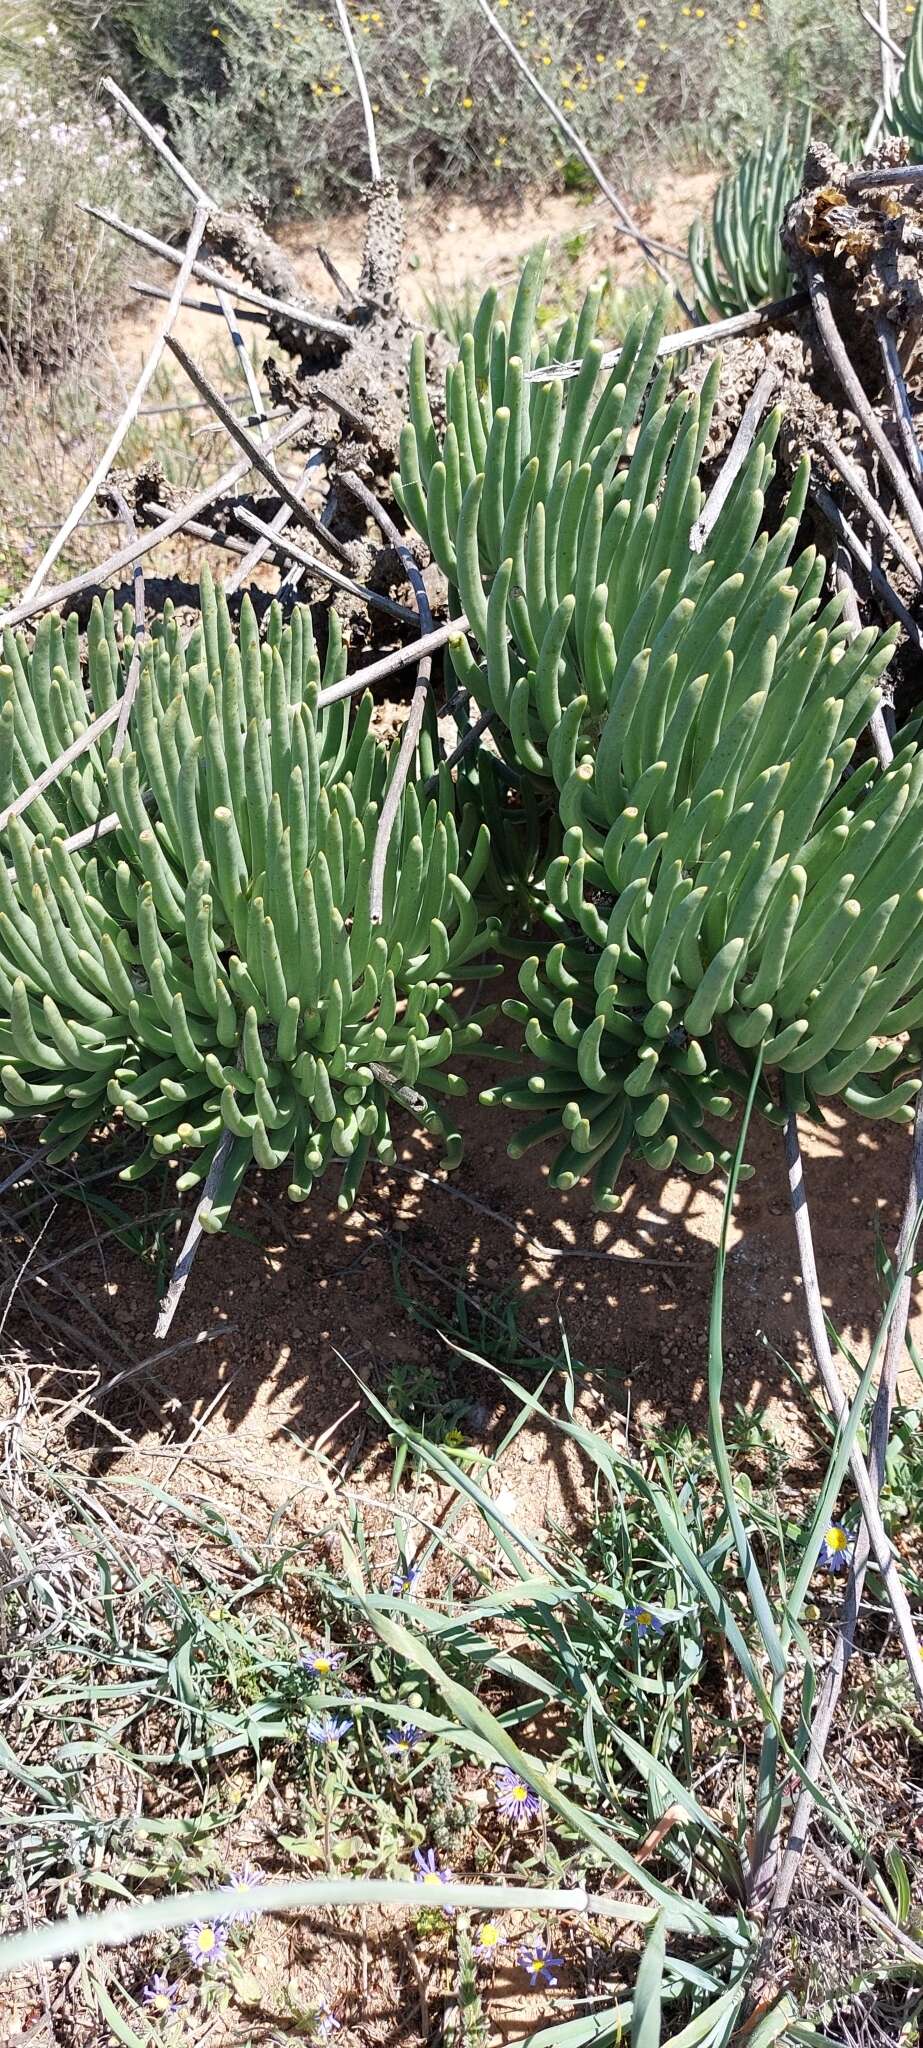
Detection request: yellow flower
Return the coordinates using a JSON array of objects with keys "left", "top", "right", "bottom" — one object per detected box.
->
[
  {"left": 634, "top": 74, "right": 648, "bottom": 91},
  {"left": 615, "top": 54, "right": 627, "bottom": 67},
  {"left": 563, "top": 95, "right": 575, "bottom": 108},
  {"left": 493, "top": 152, "right": 504, "bottom": 166},
  {"left": 636, "top": 12, "right": 647, "bottom": 24},
  {"left": 210, "top": 23, "right": 221, "bottom": 35},
  {"left": 541, "top": 52, "right": 551, "bottom": 63},
  {"left": 499, "top": 133, "right": 508, "bottom": 143},
  {"left": 595, "top": 51, "right": 606, "bottom": 61},
  {"left": 615, "top": 90, "right": 625, "bottom": 101},
  {"left": 462, "top": 94, "right": 473, "bottom": 106}
]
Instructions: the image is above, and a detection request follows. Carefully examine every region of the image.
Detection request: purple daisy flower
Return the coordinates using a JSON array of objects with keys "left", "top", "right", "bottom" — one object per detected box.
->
[
  {"left": 306, "top": 1712, "right": 353, "bottom": 1744},
  {"left": 413, "top": 1846, "right": 455, "bottom": 1912},
  {"left": 624, "top": 1603, "right": 665, "bottom": 1637},
  {"left": 183, "top": 1920, "right": 229, "bottom": 1970},
  {"left": 518, "top": 1936, "right": 563, "bottom": 1986},
  {"left": 311, "top": 2007, "right": 341, "bottom": 2041},
  {"left": 141, "top": 1972, "right": 181, "bottom": 2012},
  {"left": 390, "top": 1564, "right": 421, "bottom": 1596},
  {"left": 224, "top": 1861, "right": 264, "bottom": 1924},
  {"left": 385, "top": 1724, "right": 424, "bottom": 1756},
  {"left": 495, "top": 1765, "right": 542, "bottom": 1825},
  {"left": 300, "top": 1646, "right": 346, "bottom": 1677},
  {"left": 818, "top": 1523, "right": 854, "bottom": 1573}
]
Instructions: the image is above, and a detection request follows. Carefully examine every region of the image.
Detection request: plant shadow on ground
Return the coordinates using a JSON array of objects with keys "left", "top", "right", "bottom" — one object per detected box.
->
[{"left": 3, "top": 1041, "right": 919, "bottom": 1523}]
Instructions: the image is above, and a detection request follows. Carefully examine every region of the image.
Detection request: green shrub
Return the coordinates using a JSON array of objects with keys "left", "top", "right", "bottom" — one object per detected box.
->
[
  {"left": 0, "top": 570, "right": 497, "bottom": 1225},
  {"left": 398, "top": 256, "right": 923, "bottom": 1208},
  {"left": 0, "top": 53, "right": 141, "bottom": 373}
]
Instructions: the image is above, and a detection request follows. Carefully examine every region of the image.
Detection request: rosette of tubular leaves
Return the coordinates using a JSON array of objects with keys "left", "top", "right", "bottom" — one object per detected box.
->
[
  {"left": 687, "top": 116, "right": 808, "bottom": 319},
  {"left": 0, "top": 571, "right": 496, "bottom": 1229},
  {"left": 396, "top": 253, "right": 923, "bottom": 1210}
]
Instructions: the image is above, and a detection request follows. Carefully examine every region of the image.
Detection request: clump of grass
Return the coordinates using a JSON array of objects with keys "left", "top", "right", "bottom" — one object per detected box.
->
[{"left": 3, "top": 1083, "right": 921, "bottom": 2041}]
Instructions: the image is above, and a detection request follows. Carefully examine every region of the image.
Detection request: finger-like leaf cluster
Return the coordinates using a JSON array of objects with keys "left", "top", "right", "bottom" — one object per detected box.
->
[
  {"left": 0, "top": 570, "right": 496, "bottom": 1227},
  {"left": 686, "top": 119, "right": 807, "bottom": 320},
  {"left": 398, "top": 254, "right": 922, "bottom": 1207}
]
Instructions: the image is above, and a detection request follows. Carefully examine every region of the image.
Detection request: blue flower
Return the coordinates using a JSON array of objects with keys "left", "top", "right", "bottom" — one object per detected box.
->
[
  {"left": 224, "top": 1861, "right": 264, "bottom": 1924},
  {"left": 819, "top": 1523, "right": 854, "bottom": 1573},
  {"left": 301, "top": 1647, "right": 346, "bottom": 1677},
  {"left": 385, "top": 1723, "right": 424, "bottom": 1756},
  {"left": 142, "top": 1972, "right": 181, "bottom": 2012},
  {"left": 518, "top": 1936, "right": 563, "bottom": 1985},
  {"left": 306, "top": 1713, "right": 353, "bottom": 1745},
  {"left": 624, "top": 1603, "right": 665, "bottom": 1637},
  {"left": 390, "top": 1564, "right": 421, "bottom": 1596},
  {"left": 311, "top": 2007, "right": 341, "bottom": 2041},
  {"left": 413, "top": 1846, "right": 455, "bottom": 1912},
  {"left": 183, "top": 1921, "right": 229, "bottom": 1970},
  {"left": 494, "top": 1765, "right": 542, "bottom": 1825}
]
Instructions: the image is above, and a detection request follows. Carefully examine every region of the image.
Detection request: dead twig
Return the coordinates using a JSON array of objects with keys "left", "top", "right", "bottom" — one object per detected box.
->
[
  {"left": 834, "top": 547, "right": 895, "bottom": 760},
  {"left": 108, "top": 485, "right": 146, "bottom": 757},
  {"left": 876, "top": 312, "right": 923, "bottom": 486},
  {"left": 166, "top": 334, "right": 352, "bottom": 563},
  {"left": 783, "top": 1112, "right": 923, "bottom": 1702},
  {"left": 341, "top": 471, "right": 433, "bottom": 919},
  {"left": 0, "top": 404, "right": 315, "bottom": 632},
  {"left": 19, "top": 204, "right": 209, "bottom": 607},
  {"left": 690, "top": 366, "right": 778, "bottom": 553},
  {"left": 154, "top": 1133, "right": 236, "bottom": 1342},
  {"left": 84, "top": 204, "right": 353, "bottom": 342},
  {"left": 819, "top": 432, "right": 923, "bottom": 587},
  {"left": 423, "top": 707, "right": 497, "bottom": 796},
  {"left": 316, "top": 611, "right": 469, "bottom": 709},
  {"left": 225, "top": 449, "right": 325, "bottom": 596},
  {"left": 524, "top": 292, "right": 808, "bottom": 386},
  {"left": 471, "top": 0, "right": 691, "bottom": 308},
  {"left": 129, "top": 277, "right": 266, "bottom": 325},
  {"left": 804, "top": 257, "right": 923, "bottom": 556},
  {"left": 333, "top": 0, "right": 381, "bottom": 185},
  {"left": 811, "top": 480, "right": 923, "bottom": 648},
  {"left": 235, "top": 506, "right": 418, "bottom": 621}
]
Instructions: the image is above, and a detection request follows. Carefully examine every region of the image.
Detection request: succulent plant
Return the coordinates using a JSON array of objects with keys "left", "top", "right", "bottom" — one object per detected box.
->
[
  {"left": 891, "top": 2, "right": 923, "bottom": 156},
  {"left": 0, "top": 571, "right": 496, "bottom": 1228},
  {"left": 686, "top": 119, "right": 808, "bottom": 319},
  {"left": 398, "top": 256, "right": 923, "bottom": 1207}
]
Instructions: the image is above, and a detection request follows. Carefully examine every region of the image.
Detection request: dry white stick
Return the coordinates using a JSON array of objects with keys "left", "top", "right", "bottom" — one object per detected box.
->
[
  {"left": 472, "top": 0, "right": 688, "bottom": 301},
  {"left": 166, "top": 334, "right": 352, "bottom": 563},
  {"left": 784, "top": 1114, "right": 923, "bottom": 1703},
  {"left": 333, "top": 0, "right": 381, "bottom": 183},
  {"left": 341, "top": 472, "right": 434, "bottom": 920},
  {"left": 236, "top": 507, "right": 418, "bottom": 622},
  {"left": 19, "top": 204, "right": 209, "bottom": 607},
  {"left": 225, "top": 449, "right": 324, "bottom": 596},
  {"left": 690, "top": 366, "right": 777, "bottom": 553},
  {"left": 154, "top": 1132, "right": 235, "bottom": 1342},
  {"left": 103, "top": 75, "right": 210, "bottom": 207},
  {"left": 524, "top": 293, "right": 806, "bottom": 385},
  {"left": 876, "top": 312, "right": 923, "bottom": 485},
  {"left": 85, "top": 205, "right": 353, "bottom": 341},
  {"left": 317, "top": 612, "right": 470, "bottom": 709},
  {"left": 859, "top": 8, "right": 905, "bottom": 66},
  {"left": 0, "top": 405, "right": 314, "bottom": 632}
]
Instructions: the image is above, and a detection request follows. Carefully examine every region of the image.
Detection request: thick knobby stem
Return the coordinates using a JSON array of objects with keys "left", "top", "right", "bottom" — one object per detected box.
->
[
  {"left": 19, "top": 204, "right": 209, "bottom": 606},
  {"left": 341, "top": 472, "right": 434, "bottom": 920},
  {"left": 784, "top": 1113, "right": 923, "bottom": 1701}
]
